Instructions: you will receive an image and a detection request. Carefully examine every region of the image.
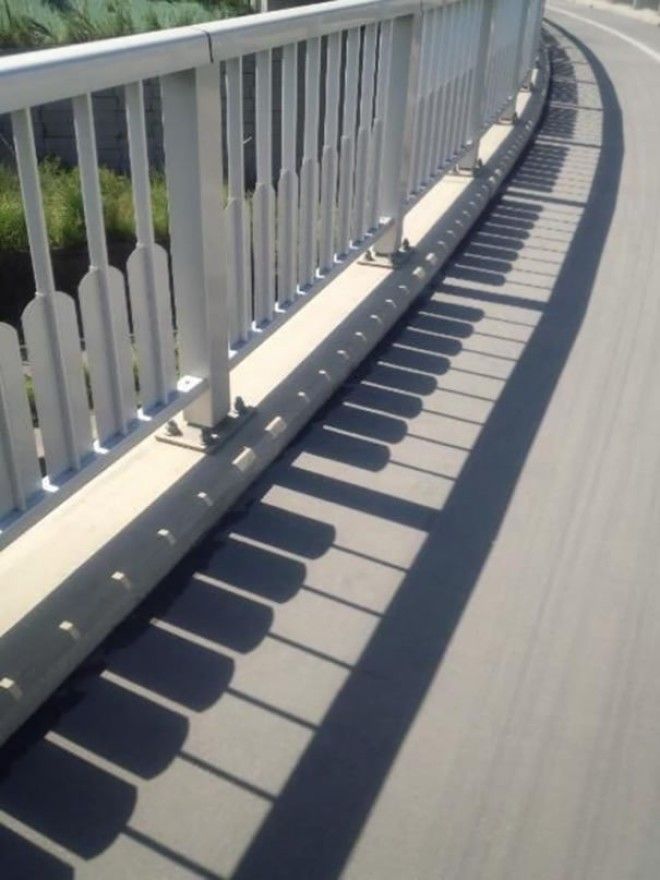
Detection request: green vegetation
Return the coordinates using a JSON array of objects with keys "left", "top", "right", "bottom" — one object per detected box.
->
[
  {"left": 0, "top": 0, "right": 251, "bottom": 49},
  {"left": 0, "top": 158, "right": 169, "bottom": 250}
]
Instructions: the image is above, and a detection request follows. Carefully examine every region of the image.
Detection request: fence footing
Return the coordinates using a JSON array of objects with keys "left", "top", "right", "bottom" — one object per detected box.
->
[
  {"left": 453, "top": 157, "right": 484, "bottom": 177},
  {"left": 364, "top": 240, "right": 414, "bottom": 269},
  {"left": 156, "top": 404, "right": 257, "bottom": 454}
]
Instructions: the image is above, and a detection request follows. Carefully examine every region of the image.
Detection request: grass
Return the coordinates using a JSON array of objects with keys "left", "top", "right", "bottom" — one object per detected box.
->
[
  {"left": 0, "top": 0, "right": 251, "bottom": 49},
  {"left": 0, "top": 157, "right": 169, "bottom": 250}
]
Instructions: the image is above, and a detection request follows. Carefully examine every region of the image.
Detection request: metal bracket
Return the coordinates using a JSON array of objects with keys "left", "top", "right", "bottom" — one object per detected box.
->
[
  {"left": 454, "top": 157, "right": 483, "bottom": 177},
  {"left": 499, "top": 110, "right": 519, "bottom": 126},
  {"left": 156, "top": 397, "right": 256, "bottom": 454},
  {"left": 358, "top": 239, "right": 415, "bottom": 270}
]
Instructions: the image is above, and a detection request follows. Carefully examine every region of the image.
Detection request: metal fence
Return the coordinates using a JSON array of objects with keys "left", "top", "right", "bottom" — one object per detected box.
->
[{"left": 0, "top": 0, "right": 543, "bottom": 544}]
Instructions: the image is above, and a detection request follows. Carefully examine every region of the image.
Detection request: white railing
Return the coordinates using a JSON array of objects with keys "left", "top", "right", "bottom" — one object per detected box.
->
[{"left": 0, "top": 0, "right": 543, "bottom": 545}]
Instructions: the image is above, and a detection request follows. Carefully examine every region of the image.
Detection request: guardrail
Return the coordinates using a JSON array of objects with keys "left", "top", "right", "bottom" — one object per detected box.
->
[{"left": 0, "top": 0, "right": 543, "bottom": 547}]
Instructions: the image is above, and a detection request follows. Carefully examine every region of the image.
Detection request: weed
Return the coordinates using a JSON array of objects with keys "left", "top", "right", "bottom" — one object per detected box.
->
[
  {"left": 0, "top": 158, "right": 169, "bottom": 251},
  {"left": 0, "top": 0, "right": 251, "bottom": 49}
]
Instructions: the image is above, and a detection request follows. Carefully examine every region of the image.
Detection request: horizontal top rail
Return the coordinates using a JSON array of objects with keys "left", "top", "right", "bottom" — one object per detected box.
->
[
  {"left": 0, "top": 0, "right": 466, "bottom": 113},
  {"left": 0, "top": 27, "right": 210, "bottom": 115},
  {"left": 203, "top": 0, "right": 445, "bottom": 61}
]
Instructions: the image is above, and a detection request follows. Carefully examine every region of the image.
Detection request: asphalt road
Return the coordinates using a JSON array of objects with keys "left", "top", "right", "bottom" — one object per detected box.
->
[{"left": 1, "top": 4, "right": 660, "bottom": 879}]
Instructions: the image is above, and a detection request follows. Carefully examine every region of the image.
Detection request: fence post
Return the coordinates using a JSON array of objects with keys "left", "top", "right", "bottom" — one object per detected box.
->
[
  {"left": 161, "top": 64, "right": 230, "bottom": 429},
  {"left": 523, "top": 0, "right": 544, "bottom": 88},
  {"left": 500, "top": 0, "right": 533, "bottom": 123},
  {"left": 457, "top": 0, "right": 496, "bottom": 172},
  {"left": 375, "top": 12, "right": 421, "bottom": 258}
]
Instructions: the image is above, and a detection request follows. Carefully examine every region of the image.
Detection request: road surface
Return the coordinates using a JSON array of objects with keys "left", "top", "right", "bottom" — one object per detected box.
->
[{"left": 1, "top": 4, "right": 660, "bottom": 878}]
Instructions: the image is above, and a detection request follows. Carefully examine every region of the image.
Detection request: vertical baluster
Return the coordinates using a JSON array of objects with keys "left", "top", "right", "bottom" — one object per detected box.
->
[
  {"left": 497, "top": 0, "right": 516, "bottom": 116},
  {"left": 277, "top": 42, "right": 298, "bottom": 306},
  {"left": 438, "top": 1, "right": 460, "bottom": 170},
  {"left": 336, "top": 28, "right": 360, "bottom": 258},
  {"left": 520, "top": 0, "right": 532, "bottom": 79},
  {"left": 452, "top": 0, "right": 471, "bottom": 156},
  {"left": 298, "top": 37, "right": 321, "bottom": 289},
  {"left": 457, "top": 0, "right": 496, "bottom": 171},
  {"left": 502, "top": 0, "right": 517, "bottom": 109},
  {"left": 416, "top": 8, "right": 434, "bottom": 186},
  {"left": 73, "top": 93, "right": 136, "bottom": 445},
  {"left": 505, "top": 0, "right": 517, "bottom": 101},
  {"left": 428, "top": 6, "right": 445, "bottom": 176},
  {"left": 502, "top": 0, "right": 514, "bottom": 103},
  {"left": 512, "top": 0, "right": 523, "bottom": 84},
  {"left": 352, "top": 23, "right": 377, "bottom": 240},
  {"left": 510, "top": 0, "right": 521, "bottom": 88},
  {"left": 415, "top": 10, "right": 438, "bottom": 188},
  {"left": 422, "top": 7, "right": 443, "bottom": 182},
  {"left": 368, "top": 19, "right": 393, "bottom": 232},
  {"left": 253, "top": 50, "right": 276, "bottom": 324},
  {"left": 501, "top": 0, "right": 530, "bottom": 122},
  {"left": 225, "top": 57, "right": 252, "bottom": 345},
  {"left": 161, "top": 65, "right": 230, "bottom": 428},
  {"left": 431, "top": 3, "right": 453, "bottom": 173},
  {"left": 319, "top": 32, "right": 341, "bottom": 274},
  {"left": 489, "top": 0, "right": 502, "bottom": 118},
  {"left": 377, "top": 12, "right": 420, "bottom": 256},
  {"left": 484, "top": 3, "right": 498, "bottom": 124},
  {"left": 12, "top": 108, "right": 92, "bottom": 479},
  {"left": 125, "top": 81, "right": 176, "bottom": 412},
  {"left": 447, "top": 0, "right": 470, "bottom": 160},
  {"left": 456, "top": 0, "right": 481, "bottom": 152},
  {"left": 407, "top": 13, "right": 431, "bottom": 195},
  {"left": 530, "top": 0, "right": 544, "bottom": 71},
  {"left": 0, "top": 324, "right": 41, "bottom": 519},
  {"left": 484, "top": 3, "right": 498, "bottom": 121},
  {"left": 491, "top": 1, "right": 508, "bottom": 118},
  {"left": 449, "top": 0, "right": 466, "bottom": 162},
  {"left": 466, "top": 0, "right": 484, "bottom": 137},
  {"left": 522, "top": 0, "right": 540, "bottom": 82}
]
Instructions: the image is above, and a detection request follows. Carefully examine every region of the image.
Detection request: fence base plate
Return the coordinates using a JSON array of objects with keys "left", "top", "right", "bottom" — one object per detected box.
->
[
  {"left": 358, "top": 243, "right": 415, "bottom": 270},
  {"left": 453, "top": 158, "right": 484, "bottom": 177},
  {"left": 156, "top": 403, "right": 256, "bottom": 454}
]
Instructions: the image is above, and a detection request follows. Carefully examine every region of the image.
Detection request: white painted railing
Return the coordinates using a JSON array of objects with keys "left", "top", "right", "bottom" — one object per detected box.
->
[{"left": 0, "top": 0, "right": 543, "bottom": 545}]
